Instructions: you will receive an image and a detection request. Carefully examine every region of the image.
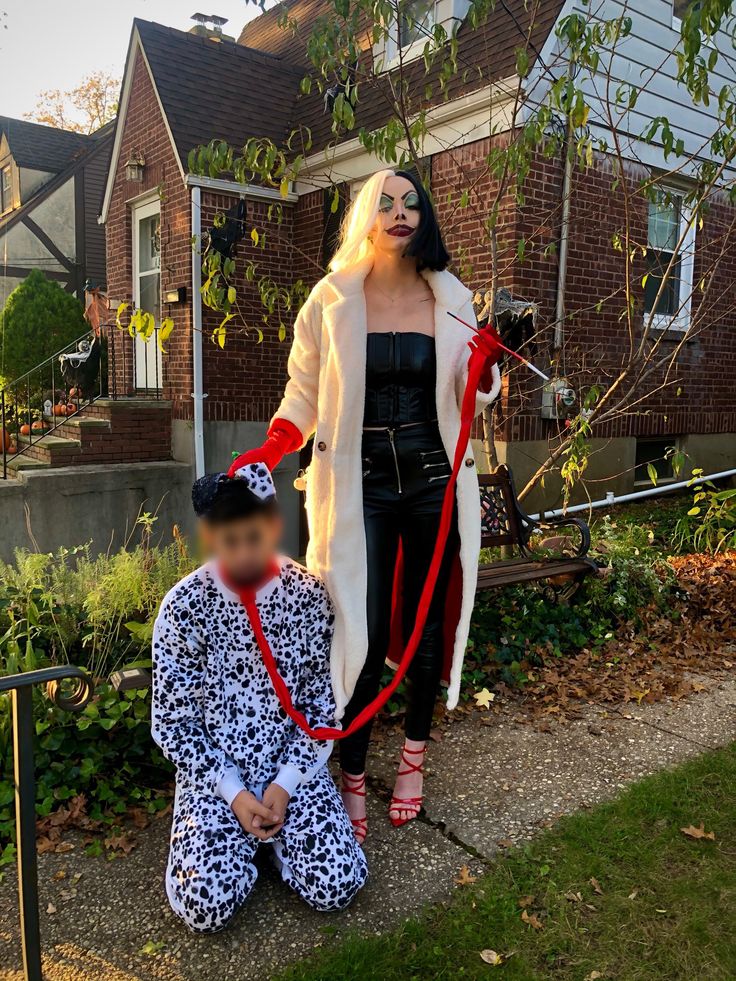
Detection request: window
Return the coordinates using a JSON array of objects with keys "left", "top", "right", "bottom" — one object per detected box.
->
[
  {"left": 0, "top": 165, "right": 12, "bottom": 214},
  {"left": 634, "top": 438, "right": 679, "bottom": 485},
  {"left": 644, "top": 190, "right": 695, "bottom": 331},
  {"left": 385, "top": 0, "right": 436, "bottom": 63},
  {"left": 132, "top": 199, "right": 163, "bottom": 390}
]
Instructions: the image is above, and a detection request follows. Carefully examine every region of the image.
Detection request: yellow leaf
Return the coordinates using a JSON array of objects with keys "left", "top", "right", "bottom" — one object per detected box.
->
[
  {"left": 157, "top": 317, "right": 174, "bottom": 353},
  {"left": 474, "top": 688, "right": 495, "bottom": 709},
  {"left": 250, "top": 227, "right": 259, "bottom": 246},
  {"left": 227, "top": 286, "right": 237, "bottom": 305}
]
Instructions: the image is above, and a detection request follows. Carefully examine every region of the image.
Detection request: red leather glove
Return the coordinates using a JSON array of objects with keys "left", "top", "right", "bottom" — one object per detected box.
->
[
  {"left": 228, "top": 418, "right": 303, "bottom": 477},
  {"left": 468, "top": 324, "right": 504, "bottom": 393}
]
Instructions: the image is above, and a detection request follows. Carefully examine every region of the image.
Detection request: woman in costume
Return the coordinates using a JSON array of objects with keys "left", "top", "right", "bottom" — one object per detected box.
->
[{"left": 230, "top": 168, "right": 501, "bottom": 842}]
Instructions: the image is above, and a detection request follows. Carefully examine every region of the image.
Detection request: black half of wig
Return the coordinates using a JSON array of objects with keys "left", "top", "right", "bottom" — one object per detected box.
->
[{"left": 394, "top": 169, "right": 450, "bottom": 272}]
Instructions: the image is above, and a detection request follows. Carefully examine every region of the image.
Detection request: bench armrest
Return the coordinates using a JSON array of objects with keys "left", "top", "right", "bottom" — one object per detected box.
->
[{"left": 518, "top": 513, "right": 591, "bottom": 560}]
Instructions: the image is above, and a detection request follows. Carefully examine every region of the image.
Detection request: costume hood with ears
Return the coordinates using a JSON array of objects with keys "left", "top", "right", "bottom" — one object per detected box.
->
[{"left": 274, "top": 256, "right": 501, "bottom": 715}]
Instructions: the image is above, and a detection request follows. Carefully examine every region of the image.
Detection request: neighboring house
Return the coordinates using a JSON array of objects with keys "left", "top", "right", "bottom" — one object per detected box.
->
[
  {"left": 0, "top": 117, "right": 113, "bottom": 308},
  {"left": 100, "top": 1, "right": 736, "bottom": 525}
]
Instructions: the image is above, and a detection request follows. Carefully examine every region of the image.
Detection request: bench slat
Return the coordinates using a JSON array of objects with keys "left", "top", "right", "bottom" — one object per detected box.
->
[{"left": 477, "top": 558, "right": 594, "bottom": 588}]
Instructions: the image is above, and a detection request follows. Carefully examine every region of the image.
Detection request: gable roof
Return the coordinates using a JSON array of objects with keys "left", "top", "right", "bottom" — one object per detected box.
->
[
  {"left": 135, "top": 19, "right": 304, "bottom": 166},
  {"left": 0, "top": 116, "right": 93, "bottom": 172}
]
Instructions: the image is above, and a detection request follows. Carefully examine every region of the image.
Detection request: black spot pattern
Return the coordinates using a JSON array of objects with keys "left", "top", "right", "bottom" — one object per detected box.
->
[{"left": 152, "top": 558, "right": 367, "bottom": 932}]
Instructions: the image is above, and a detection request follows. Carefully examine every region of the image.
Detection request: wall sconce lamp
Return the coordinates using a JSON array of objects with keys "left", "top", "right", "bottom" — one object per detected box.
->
[
  {"left": 164, "top": 287, "right": 187, "bottom": 304},
  {"left": 125, "top": 149, "right": 146, "bottom": 182}
]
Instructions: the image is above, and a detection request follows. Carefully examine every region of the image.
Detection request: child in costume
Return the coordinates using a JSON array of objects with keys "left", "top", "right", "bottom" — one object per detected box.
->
[{"left": 151, "top": 462, "right": 367, "bottom": 934}]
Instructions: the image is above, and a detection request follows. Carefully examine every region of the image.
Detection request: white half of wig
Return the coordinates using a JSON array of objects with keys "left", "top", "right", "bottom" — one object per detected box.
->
[{"left": 329, "top": 168, "right": 397, "bottom": 272}]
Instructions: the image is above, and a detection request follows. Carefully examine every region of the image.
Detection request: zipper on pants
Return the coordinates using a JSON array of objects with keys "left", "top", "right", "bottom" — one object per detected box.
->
[{"left": 387, "top": 428, "right": 403, "bottom": 495}]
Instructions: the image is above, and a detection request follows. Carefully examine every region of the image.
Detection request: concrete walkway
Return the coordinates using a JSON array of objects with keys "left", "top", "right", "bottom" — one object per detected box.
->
[{"left": 1, "top": 671, "right": 734, "bottom": 981}]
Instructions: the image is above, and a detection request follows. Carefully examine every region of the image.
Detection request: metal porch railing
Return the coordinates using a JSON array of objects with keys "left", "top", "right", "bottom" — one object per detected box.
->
[{"left": 0, "top": 326, "right": 116, "bottom": 479}]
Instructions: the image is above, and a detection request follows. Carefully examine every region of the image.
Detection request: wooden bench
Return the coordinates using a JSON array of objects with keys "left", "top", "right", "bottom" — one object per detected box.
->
[{"left": 477, "top": 466, "right": 597, "bottom": 601}]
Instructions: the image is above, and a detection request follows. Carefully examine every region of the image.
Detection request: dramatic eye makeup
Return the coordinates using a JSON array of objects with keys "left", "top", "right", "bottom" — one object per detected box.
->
[{"left": 378, "top": 190, "right": 421, "bottom": 213}]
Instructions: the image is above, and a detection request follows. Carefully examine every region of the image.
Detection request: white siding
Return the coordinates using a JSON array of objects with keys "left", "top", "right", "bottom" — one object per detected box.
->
[{"left": 524, "top": 0, "right": 736, "bottom": 175}]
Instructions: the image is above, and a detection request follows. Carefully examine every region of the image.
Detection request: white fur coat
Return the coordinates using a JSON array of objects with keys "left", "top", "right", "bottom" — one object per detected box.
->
[{"left": 273, "top": 256, "right": 501, "bottom": 715}]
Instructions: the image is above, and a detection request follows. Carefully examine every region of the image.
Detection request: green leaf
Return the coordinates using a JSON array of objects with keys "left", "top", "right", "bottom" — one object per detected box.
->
[{"left": 647, "top": 463, "right": 658, "bottom": 487}]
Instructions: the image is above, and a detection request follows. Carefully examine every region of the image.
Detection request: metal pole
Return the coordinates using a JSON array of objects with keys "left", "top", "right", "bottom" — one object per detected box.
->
[
  {"left": 12, "top": 686, "right": 42, "bottom": 981},
  {"left": 191, "top": 185, "right": 205, "bottom": 478}
]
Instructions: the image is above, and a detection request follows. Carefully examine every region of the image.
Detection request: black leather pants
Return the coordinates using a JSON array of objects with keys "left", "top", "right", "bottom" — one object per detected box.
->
[{"left": 339, "top": 420, "right": 459, "bottom": 776}]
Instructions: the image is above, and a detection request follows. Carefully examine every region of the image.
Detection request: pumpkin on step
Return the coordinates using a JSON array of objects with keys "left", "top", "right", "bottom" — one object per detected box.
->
[
  {"left": 1, "top": 427, "right": 12, "bottom": 451},
  {"left": 31, "top": 420, "right": 49, "bottom": 432},
  {"left": 19, "top": 423, "right": 31, "bottom": 436},
  {"left": 53, "top": 403, "right": 68, "bottom": 417}
]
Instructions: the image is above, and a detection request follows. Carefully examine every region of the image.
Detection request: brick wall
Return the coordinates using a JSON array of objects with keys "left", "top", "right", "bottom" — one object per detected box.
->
[
  {"left": 104, "top": 50, "right": 329, "bottom": 429},
  {"left": 433, "top": 138, "right": 736, "bottom": 446}
]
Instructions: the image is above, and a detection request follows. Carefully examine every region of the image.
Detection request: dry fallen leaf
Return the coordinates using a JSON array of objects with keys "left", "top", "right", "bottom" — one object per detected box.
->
[
  {"left": 455, "top": 865, "right": 478, "bottom": 886},
  {"left": 480, "top": 949, "right": 514, "bottom": 966},
  {"left": 517, "top": 894, "right": 535, "bottom": 909},
  {"left": 52, "top": 870, "right": 67, "bottom": 881},
  {"left": 564, "top": 891, "right": 582, "bottom": 903},
  {"left": 474, "top": 688, "right": 495, "bottom": 709},
  {"left": 628, "top": 889, "right": 638, "bottom": 900},
  {"left": 521, "top": 909, "right": 544, "bottom": 930},
  {"left": 585, "top": 972, "right": 603, "bottom": 980},
  {"left": 497, "top": 838, "right": 515, "bottom": 849},
  {"left": 680, "top": 823, "right": 716, "bottom": 841},
  {"left": 590, "top": 877, "right": 604, "bottom": 895},
  {"left": 46, "top": 904, "right": 57, "bottom": 915}
]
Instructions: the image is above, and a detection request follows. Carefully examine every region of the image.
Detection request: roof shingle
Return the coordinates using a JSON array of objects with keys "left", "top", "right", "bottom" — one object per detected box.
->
[
  {"left": 135, "top": 19, "right": 305, "bottom": 165},
  {"left": 0, "top": 116, "right": 93, "bottom": 172}
]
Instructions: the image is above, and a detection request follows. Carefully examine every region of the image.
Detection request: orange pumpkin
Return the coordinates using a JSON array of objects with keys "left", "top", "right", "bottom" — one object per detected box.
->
[
  {"left": 31, "top": 420, "right": 48, "bottom": 432},
  {"left": 68, "top": 388, "right": 80, "bottom": 399},
  {"left": 66, "top": 403, "right": 76, "bottom": 414},
  {"left": 0, "top": 427, "right": 11, "bottom": 452},
  {"left": 7, "top": 442, "right": 17, "bottom": 454},
  {"left": 19, "top": 423, "right": 31, "bottom": 436},
  {"left": 53, "top": 403, "right": 66, "bottom": 417}
]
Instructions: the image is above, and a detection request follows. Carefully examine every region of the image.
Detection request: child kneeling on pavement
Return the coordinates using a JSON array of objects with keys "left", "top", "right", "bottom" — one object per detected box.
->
[{"left": 151, "top": 462, "right": 367, "bottom": 933}]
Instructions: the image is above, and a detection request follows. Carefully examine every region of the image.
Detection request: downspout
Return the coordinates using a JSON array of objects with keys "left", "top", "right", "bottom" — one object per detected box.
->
[
  {"left": 191, "top": 185, "right": 205, "bottom": 478},
  {"left": 554, "top": 116, "right": 573, "bottom": 351}
]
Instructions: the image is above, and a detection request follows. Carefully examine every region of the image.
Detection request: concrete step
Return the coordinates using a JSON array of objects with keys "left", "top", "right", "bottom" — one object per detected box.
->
[
  {"left": 5, "top": 454, "right": 50, "bottom": 472},
  {"left": 17, "top": 433, "right": 81, "bottom": 451}
]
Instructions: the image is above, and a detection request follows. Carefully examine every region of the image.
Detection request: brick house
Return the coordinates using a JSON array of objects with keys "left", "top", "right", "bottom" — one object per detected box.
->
[{"left": 100, "top": 0, "right": 736, "bottom": 535}]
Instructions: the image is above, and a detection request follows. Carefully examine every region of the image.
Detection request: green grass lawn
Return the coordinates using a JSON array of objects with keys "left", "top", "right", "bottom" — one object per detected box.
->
[{"left": 277, "top": 744, "right": 736, "bottom": 981}]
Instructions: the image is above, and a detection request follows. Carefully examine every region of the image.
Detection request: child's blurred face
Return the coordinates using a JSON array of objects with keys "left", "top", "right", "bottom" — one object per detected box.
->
[{"left": 199, "top": 511, "right": 283, "bottom": 584}]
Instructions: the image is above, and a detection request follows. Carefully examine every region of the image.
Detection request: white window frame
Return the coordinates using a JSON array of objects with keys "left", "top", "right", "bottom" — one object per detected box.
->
[
  {"left": 645, "top": 188, "right": 696, "bottom": 333},
  {"left": 671, "top": 0, "right": 689, "bottom": 31},
  {"left": 132, "top": 196, "right": 163, "bottom": 390},
  {"left": 382, "top": 0, "right": 438, "bottom": 69},
  {"left": 0, "top": 163, "right": 14, "bottom": 216}
]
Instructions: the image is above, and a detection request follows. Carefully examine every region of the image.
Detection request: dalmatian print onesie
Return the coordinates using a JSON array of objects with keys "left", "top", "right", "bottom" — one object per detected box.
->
[{"left": 151, "top": 558, "right": 368, "bottom": 933}]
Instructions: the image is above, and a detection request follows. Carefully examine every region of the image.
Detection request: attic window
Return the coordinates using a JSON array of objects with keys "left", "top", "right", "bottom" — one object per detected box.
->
[
  {"left": 1, "top": 164, "right": 13, "bottom": 214},
  {"left": 385, "top": 0, "right": 437, "bottom": 64}
]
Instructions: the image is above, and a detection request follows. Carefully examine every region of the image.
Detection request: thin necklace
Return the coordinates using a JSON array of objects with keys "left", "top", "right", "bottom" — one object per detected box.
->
[{"left": 369, "top": 279, "right": 432, "bottom": 304}]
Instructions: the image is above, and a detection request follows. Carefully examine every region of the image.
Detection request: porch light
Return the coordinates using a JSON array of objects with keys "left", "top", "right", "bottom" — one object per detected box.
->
[{"left": 125, "top": 150, "right": 146, "bottom": 182}]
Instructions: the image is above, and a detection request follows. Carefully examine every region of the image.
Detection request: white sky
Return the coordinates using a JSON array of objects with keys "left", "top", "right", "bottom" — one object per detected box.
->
[{"left": 0, "top": 0, "right": 262, "bottom": 121}]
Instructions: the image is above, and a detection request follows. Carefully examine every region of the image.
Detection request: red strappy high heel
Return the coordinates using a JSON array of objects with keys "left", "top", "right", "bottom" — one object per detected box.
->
[
  {"left": 341, "top": 771, "right": 368, "bottom": 845},
  {"left": 389, "top": 744, "right": 426, "bottom": 828}
]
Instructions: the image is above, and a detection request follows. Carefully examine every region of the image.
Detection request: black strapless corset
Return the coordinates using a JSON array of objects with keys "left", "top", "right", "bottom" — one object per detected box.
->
[{"left": 363, "top": 332, "right": 437, "bottom": 427}]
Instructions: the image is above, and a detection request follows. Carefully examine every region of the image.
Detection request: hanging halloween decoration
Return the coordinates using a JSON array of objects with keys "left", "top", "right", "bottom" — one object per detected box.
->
[
  {"left": 58, "top": 336, "right": 102, "bottom": 399},
  {"left": 209, "top": 198, "right": 247, "bottom": 259}
]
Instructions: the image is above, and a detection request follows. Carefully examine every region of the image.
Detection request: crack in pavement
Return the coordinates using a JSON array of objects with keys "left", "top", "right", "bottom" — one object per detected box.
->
[{"left": 365, "top": 774, "right": 493, "bottom": 866}]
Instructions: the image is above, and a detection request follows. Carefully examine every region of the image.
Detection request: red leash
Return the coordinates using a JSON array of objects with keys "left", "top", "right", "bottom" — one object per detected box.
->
[{"left": 239, "top": 351, "right": 487, "bottom": 741}]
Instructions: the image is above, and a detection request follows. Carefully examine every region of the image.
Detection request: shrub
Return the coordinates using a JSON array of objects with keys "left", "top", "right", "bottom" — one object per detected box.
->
[
  {"left": 0, "top": 269, "right": 87, "bottom": 386},
  {"left": 0, "top": 522, "right": 196, "bottom": 859}
]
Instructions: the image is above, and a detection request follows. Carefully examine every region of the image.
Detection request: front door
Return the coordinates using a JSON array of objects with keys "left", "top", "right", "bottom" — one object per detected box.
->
[{"left": 132, "top": 199, "right": 163, "bottom": 390}]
